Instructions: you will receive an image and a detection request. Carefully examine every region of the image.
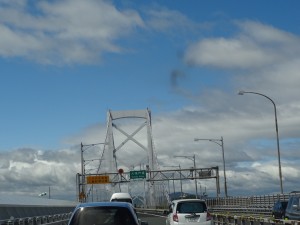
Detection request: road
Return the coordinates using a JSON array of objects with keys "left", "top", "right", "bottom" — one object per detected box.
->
[{"left": 138, "top": 212, "right": 166, "bottom": 225}]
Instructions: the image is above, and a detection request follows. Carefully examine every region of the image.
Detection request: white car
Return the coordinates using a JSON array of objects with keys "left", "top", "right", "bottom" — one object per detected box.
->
[
  {"left": 166, "top": 199, "right": 212, "bottom": 225},
  {"left": 110, "top": 192, "right": 133, "bottom": 204}
]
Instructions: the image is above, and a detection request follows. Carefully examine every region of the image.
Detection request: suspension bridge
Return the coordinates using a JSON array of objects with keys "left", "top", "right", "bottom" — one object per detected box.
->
[{"left": 76, "top": 108, "right": 220, "bottom": 207}]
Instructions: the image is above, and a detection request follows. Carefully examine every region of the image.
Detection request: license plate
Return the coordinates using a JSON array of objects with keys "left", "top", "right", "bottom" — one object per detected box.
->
[{"left": 187, "top": 217, "right": 199, "bottom": 222}]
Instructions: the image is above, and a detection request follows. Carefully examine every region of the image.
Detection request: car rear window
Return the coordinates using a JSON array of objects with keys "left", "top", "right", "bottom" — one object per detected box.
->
[
  {"left": 69, "top": 206, "right": 135, "bottom": 225},
  {"left": 111, "top": 198, "right": 133, "bottom": 204},
  {"left": 176, "top": 201, "right": 207, "bottom": 214}
]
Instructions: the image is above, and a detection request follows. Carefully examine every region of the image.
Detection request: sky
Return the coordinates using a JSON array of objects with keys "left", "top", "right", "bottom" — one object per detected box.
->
[{"left": 0, "top": 0, "right": 300, "bottom": 201}]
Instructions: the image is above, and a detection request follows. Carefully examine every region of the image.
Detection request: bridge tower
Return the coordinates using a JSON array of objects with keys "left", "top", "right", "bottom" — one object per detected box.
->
[{"left": 101, "top": 109, "right": 157, "bottom": 207}]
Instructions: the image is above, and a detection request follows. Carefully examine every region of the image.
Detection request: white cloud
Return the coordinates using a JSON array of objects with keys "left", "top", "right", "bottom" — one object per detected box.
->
[
  {"left": 0, "top": 148, "right": 80, "bottom": 199},
  {"left": 185, "top": 37, "right": 274, "bottom": 69},
  {"left": 0, "top": 0, "right": 144, "bottom": 65},
  {"left": 184, "top": 21, "right": 300, "bottom": 70},
  {"left": 145, "top": 6, "right": 201, "bottom": 33},
  {"left": 238, "top": 21, "right": 299, "bottom": 47}
]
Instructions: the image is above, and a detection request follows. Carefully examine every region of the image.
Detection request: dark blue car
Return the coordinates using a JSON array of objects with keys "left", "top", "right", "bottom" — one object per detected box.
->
[
  {"left": 272, "top": 200, "right": 288, "bottom": 219},
  {"left": 68, "top": 201, "right": 148, "bottom": 225}
]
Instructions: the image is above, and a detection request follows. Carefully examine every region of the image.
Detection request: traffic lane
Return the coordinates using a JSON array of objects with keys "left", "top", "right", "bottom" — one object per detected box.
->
[{"left": 138, "top": 212, "right": 166, "bottom": 225}]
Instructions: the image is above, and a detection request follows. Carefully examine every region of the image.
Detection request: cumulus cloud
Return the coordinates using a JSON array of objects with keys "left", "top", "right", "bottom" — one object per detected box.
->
[
  {"left": 184, "top": 21, "right": 300, "bottom": 70},
  {"left": 144, "top": 6, "right": 203, "bottom": 33},
  {"left": 181, "top": 21, "right": 300, "bottom": 128},
  {"left": 0, "top": 0, "right": 144, "bottom": 65},
  {"left": 0, "top": 147, "right": 80, "bottom": 199}
]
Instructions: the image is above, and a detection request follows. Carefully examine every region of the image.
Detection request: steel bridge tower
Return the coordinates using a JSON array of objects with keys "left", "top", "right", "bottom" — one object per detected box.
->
[{"left": 102, "top": 109, "right": 158, "bottom": 207}]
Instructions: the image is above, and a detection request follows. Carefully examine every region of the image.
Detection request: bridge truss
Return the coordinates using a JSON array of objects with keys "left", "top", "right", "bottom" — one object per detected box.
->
[{"left": 76, "top": 109, "right": 220, "bottom": 207}]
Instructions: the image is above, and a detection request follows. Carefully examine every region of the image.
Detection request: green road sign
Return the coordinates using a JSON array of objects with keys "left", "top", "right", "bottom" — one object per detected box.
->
[{"left": 130, "top": 170, "right": 146, "bottom": 179}]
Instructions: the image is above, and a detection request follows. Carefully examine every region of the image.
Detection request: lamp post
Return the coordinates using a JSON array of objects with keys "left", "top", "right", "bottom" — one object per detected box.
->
[
  {"left": 174, "top": 155, "right": 198, "bottom": 198},
  {"left": 194, "top": 137, "right": 228, "bottom": 197},
  {"left": 238, "top": 90, "right": 283, "bottom": 194}
]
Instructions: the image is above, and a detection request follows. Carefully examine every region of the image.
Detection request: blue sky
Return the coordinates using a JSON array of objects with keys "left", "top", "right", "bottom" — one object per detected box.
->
[{"left": 1, "top": 0, "right": 300, "bottom": 200}]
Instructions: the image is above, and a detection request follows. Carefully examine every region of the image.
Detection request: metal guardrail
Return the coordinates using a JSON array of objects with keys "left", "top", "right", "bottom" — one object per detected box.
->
[
  {"left": 206, "top": 193, "right": 300, "bottom": 225},
  {"left": 211, "top": 214, "right": 300, "bottom": 225},
  {"left": 206, "top": 193, "right": 299, "bottom": 214},
  {"left": 137, "top": 208, "right": 300, "bottom": 225},
  {"left": 137, "top": 194, "right": 288, "bottom": 217},
  {"left": 0, "top": 213, "right": 72, "bottom": 225}
]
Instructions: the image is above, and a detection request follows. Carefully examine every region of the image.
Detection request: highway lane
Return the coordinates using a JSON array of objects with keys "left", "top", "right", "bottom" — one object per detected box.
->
[{"left": 138, "top": 212, "right": 166, "bottom": 225}]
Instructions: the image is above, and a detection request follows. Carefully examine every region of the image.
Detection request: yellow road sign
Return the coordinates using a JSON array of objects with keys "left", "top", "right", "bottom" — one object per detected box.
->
[{"left": 86, "top": 175, "right": 110, "bottom": 184}]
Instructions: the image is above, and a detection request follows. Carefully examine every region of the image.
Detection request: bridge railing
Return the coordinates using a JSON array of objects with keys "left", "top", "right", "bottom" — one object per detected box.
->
[
  {"left": 205, "top": 192, "right": 299, "bottom": 216},
  {"left": 0, "top": 213, "right": 72, "bottom": 225}
]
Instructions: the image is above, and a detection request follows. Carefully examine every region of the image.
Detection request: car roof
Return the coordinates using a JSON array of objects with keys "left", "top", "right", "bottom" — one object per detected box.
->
[
  {"left": 111, "top": 192, "right": 132, "bottom": 198},
  {"left": 75, "top": 201, "right": 134, "bottom": 209},
  {"left": 171, "top": 199, "right": 206, "bottom": 204}
]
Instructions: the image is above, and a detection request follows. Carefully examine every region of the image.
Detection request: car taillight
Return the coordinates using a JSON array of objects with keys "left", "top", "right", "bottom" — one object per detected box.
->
[
  {"left": 206, "top": 212, "right": 212, "bottom": 221},
  {"left": 173, "top": 213, "right": 179, "bottom": 222}
]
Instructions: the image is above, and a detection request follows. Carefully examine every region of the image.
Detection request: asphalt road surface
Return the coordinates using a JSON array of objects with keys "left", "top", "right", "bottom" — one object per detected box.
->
[{"left": 138, "top": 212, "right": 166, "bottom": 225}]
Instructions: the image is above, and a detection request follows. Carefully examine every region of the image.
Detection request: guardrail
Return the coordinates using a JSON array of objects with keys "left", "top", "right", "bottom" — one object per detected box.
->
[
  {"left": 0, "top": 213, "right": 72, "bottom": 225},
  {"left": 206, "top": 193, "right": 300, "bottom": 225},
  {"left": 211, "top": 213, "right": 300, "bottom": 225},
  {"left": 206, "top": 193, "right": 299, "bottom": 215}
]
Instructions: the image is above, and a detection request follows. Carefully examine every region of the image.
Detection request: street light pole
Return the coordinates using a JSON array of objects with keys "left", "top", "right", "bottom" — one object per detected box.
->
[
  {"left": 174, "top": 155, "right": 198, "bottom": 198},
  {"left": 194, "top": 137, "right": 228, "bottom": 197},
  {"left": 238, "top": 90, "right": 283, "bottom": 194}
]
